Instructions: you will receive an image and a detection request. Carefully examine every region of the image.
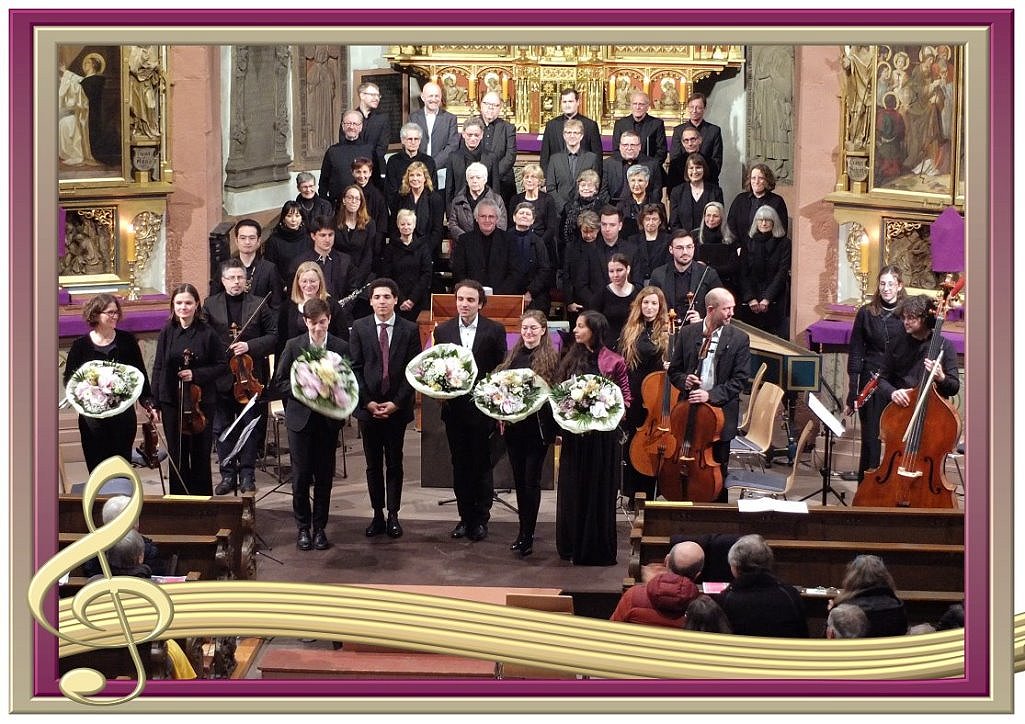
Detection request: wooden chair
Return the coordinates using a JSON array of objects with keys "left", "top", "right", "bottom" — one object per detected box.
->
[
  {"left": 738, "top": 362, "right": 768, "bottom": 434},
  {"left": 724, "top": 420, "right": 816, "bottom": 500},
  {"left": 496, "top": 594, "right": 576, "bottom": 680},
  {"left": 729, "top": 381, "right": 784, "bottom": 469}
]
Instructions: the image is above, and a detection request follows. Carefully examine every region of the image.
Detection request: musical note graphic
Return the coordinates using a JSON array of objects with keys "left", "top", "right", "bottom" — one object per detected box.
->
[{"left": 27, "top": 456, "right": 173, "bottom": 705}]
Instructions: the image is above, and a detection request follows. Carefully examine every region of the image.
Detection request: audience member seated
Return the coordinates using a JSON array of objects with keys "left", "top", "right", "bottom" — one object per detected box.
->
[
  {"left": 718, "top": 534, "right": 809, "bottom": 638},
  {"left": 935, "top": 604, "right": 964, "bottom": 631},
  {"left": 826, "top": 603, "right": 870, "bottom": 639},
  {"left": 450, "top": 200, "right": 520, "bottom": 295},
  {"left": 831, "top": 554, "right": 908, "bottom": 637},
  {"left": 447, "top": 162, "right": 508, "bottom": 242},
  {"left": 610, "top": 541, "right": 704, "bottom": 628},
  {"left": 682, "top": 595, "right": 733, "bottom": 634},
  {"left": 82, "top": 495, "right": 169, "bottom": 578}
]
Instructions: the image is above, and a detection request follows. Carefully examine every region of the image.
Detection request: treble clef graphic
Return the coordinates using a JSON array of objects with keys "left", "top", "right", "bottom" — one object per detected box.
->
[{"left": 27, "top": 457, "right": 173, "bottom": 706}]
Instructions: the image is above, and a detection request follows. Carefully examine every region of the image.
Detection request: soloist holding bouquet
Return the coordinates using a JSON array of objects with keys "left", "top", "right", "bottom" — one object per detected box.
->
[
  {"left": 289, "top": 346, "right": 359, "bottom": 420},
  {"left": 65, "top": 360, "right": 145, "bottom": 419},
  {"left": 548, "top": 373, "right": 625, "bottom": 433},
  {"left": 404, "top": 342, "right": 478, "bottom": 399},
  {"left": 471, "top": 367, "right": 551, "bottom": 423}
]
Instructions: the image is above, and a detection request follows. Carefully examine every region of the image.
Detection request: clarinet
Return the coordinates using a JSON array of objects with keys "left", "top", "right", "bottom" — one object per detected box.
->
[{"left": 338, "top": 282, "right": 371, "bottom": 309}]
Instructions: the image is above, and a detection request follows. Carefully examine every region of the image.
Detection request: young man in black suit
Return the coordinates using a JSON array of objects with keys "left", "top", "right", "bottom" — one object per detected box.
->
[
  {"left": 349, "top": 278, "right": 421, "bottom": 539},
  {"left": 433, "top": 279, "right": 508, "bottom": 541},
  {"left": 539, "top": 87, "right": 604, "bottom": 171},
  {"left": 273, "top": 297, "right": 348, "bottom": 551}
]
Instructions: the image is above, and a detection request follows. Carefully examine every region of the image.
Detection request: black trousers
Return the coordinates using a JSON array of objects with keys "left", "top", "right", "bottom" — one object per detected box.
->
[
  {"left": 506, "top": 434, "right": 547, "bottom": 539},
  {"left": 444, "top": 410, "right": 495, "bottom": 527},
  {"left": 857, "top": 393, "right": 887, "bottom": 481},
  {"left": 360, "top": 417, "right": 407, "bottom": 514},
  {"left": 288, "top": 416, "right": 339, "bottom": 531},
  {"left": 213, "top": 394, "right": 268, "bottom": 481},
  {"left": 160, "top": 402, "right": 214, "bottom": 496},
  {"left": 78, "top": 407, "right": 137, "bottom": 472}
]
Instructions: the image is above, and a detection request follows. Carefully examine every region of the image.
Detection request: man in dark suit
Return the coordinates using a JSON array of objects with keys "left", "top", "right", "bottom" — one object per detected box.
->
[
  {"left": 384, "top": 122, "right": 439, "bottom": 208},
  {"left": 545, "top": 118, "right": 602, "bottom": 213},
  {"left": 349, "top": 278, "right": 421, "bottom": 539},
  {"left": 350, "top": 81, "right": 390, "bottom": 185},
  {"left": 319, "top": 110, "right": 373, "bottom": 207},
  {"left": 409, "top": 81, "right": 460, "bottom": 193},
  {"left": 648, "top": 230, "right": 723, "bottom": 323},
  {"left": 668, "top": 287, "right": 751, "bottom": 503},
  {"left": 273, "top": 297, "right": 348, "bottom": 551},
  {"left": 539, "top": 87, "right": 604, "bottom": 171},
  {"left": 289, "top": 217, "right": 356, "bottom": 334},
  {"left": 451, "top": 201, "right": 522, "bottom": 295},
  {"left": 208, "top": 218, "right": 284, "bottom": 310},
  {"left": 582, "top": 206, "right": 648, "bottom": 286},
  {"left": 612, "top": 91, "right": 667, "bottom": 166},
  {"left": 478, "top": 91, "right": 518, "bottom": 207},
  {"left": 204, "top": 258, "right": 278, "bottom": 495},
  {"left": 433, "top": 279, "right": 508, "bottom": 541},
  {"left": 669, "top": 92, "right": 724, "bottom": 185},
  {"left": 601, "top": 131, "right": 662, "bottom": 205}
]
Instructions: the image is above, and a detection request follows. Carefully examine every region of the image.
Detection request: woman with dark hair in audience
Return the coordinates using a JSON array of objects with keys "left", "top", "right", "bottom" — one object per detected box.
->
[
  {"left": 726, "top": 162, "right": 789, "bottom": 243},
  {"left": 494, "top": 310, "right": 560, "bottom": 558},
  {"left": 378, "top": 209, "right": 433, "bottom": 323},
  {"left": 508, "top": 202, "right": 553, "bottom": 314},
  {"left": 588, "top": 253, "right": 638, "bottom": 347},
  {"left": 628, "top": 203, "right": 672, "bottom": 276},
  {"left": 277, "top": 261, "right": 347, "bottom": 355},
  {"left": 736, "top": 205, "right": 792, "bottom": 338},
  {"left": 555, "top": 311, "right": 632, "bottom": 566},
  {"left": 151, "top": 283, "right": 225, "bottom": 496},
  {"left": 831, "top": 554, "right": 908, "bottom": 637},
  {"left": 509, "top": 163, "right": 559, "bottom": 261},
  {"left": 64, "top": 293, "right": 156, "bottom": 471},
  {"left": 618, "top": 286, "right": 670, "bottom": 505},
  {"left": 263, "top": 200, "right": 310, "bottom": 295},
  {"left": 669, "top": 153, "right": 724, "bottom": 234},
  {"left": 392, "top": 161, "right": 445, "bottom": 259},
  {"left": 682, "top": 595, "right": 733, "bottom": 634},
  {"left": 334, "top": 184, "right": 378, "bottom": 318},
  {"left": 616, "top": 164, "right": 657, "bottom": 240},
  {"left": 351, "top": 156, "right": 388, "bottom": 244}
]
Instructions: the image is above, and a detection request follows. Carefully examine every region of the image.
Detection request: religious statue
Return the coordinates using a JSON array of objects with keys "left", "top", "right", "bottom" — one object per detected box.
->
[
  {"left": 441, "top": 72, "right": 468, "bottom": 105},
  {"left": 128, "top": 45, "right": 162, "bottom": 140},
  {"left": 842, "top": 45, "right": 874, "bottom": 152},
  {"left": 659, "top": 77, "right": 679, "bottom": 110},
  {"left": 58, "top": 63, "right": 94, "bottom": 167}
]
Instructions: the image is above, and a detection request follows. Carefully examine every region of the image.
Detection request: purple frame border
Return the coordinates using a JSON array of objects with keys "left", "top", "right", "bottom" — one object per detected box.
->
[{"left": 12, "top": 7, "right": 1012, "bottom": 704}]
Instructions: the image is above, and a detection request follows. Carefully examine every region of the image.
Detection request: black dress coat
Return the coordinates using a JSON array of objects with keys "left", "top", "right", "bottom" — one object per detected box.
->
[
  {"left": 601, "top": 153, "right": 663, "bottom": 205},
  {"left": 668, "top": 120, "right": 724, "bottom": 185},
  {"left": 392, "top": 189, "right": 446, "bottom": 258},
  {"left": 669, "top": 182, "right": 724, "bottom": 233},
  {"left": 719, "top": 570, "right": 809, "bottom": 638},
  {"left": 736, "top": 232, "right": 792, "bottom": 336},
  {"left": 612, "top": 113, "right": 668, "bottom": 165},
  {"left": 539, "top": 113, "right": 603, "bottom": 171},
  {"left": 451, "top": 227, "right": 522, "bottom": 295},
  {"left": 319, "top": 138, "right": 373, "bottom": 206},
  {"left": 384, "top": 152, "right": 439, "bottom": 210},
  {"left": 727, "top": 190, "right": 790, "bottom": 241},
  {"left": 378, "top": 235, "right": 433, "bottom": 322}
]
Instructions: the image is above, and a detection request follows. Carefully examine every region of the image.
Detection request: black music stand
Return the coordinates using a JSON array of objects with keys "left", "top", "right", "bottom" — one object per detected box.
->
[{"left": 800, "top": 393, "right": 847, "bottom": 506}]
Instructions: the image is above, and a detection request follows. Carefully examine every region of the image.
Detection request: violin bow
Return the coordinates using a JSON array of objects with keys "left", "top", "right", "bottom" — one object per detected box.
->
[{"left": 226, "top": 291, "right": 273, "bottom": 350}]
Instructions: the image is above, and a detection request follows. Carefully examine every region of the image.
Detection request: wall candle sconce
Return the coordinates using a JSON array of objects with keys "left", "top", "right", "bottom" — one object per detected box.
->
[{"left": 844, "top": 223, "right": 871, "bottom": 304}]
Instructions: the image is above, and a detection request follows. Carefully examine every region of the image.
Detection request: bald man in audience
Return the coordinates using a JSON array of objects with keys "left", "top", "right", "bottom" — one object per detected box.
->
[
  {"left": 409, "top": 81, "right": 460, "bottom": 188},
  {"left": 610, "top": 541, "right": 705, "bottom": 628}
]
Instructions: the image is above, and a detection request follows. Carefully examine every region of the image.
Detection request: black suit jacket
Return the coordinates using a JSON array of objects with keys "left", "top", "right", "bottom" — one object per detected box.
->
[
  {"left": 273, "top": 333, "right": 350, "bottom": 433},
  {"left": 613, "top": 113, "right": 668, "bottom": 165},
  {"left": 648, "top": 261, "right": 723, "bottom": 320},
  {"left": 668, "top": 182, "right": 724, "bottom": 233},
  {"left": 601, "top": 153, "right": 662, "bottom": 204},
  {"left": 433, "top": 314, "right": 508, "bottom": 421},
  {"left": 410, "top": 108, "right": 460, "bottom": 170},
  {"left": 539, "top": 113, "right": 603, "bottom": 170},
  {"left": 668, "top": 321, "right": 750, "bottom": 441},
  {"left": 480, "top": 117, "right": 518, "bottom": 196},
  {"left": 319, "top": 138, "right": 373, "bottom": 204},
  {"left": 349, "top": 314, "right": 421, "bottom": 424},
  {"left": 209, "top": 257, "right": 284, "bottom": 311},
  {"left": 546, "top": 150, "right": 602, "bottom": 212},
  {"left": 451, "top": 227, "right": 522, "bottom": 295},
  {"left": 669, "top": 120, "right": 724, "bottom": 185},
  {"left": 203, "top": 291, "right": 279, "bottom": 395}
]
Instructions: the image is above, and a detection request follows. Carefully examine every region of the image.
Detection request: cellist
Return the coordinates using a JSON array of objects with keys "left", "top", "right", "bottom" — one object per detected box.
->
[
  {"left": 875, "top": 294, "right": 960, "bottom": 411},
  {"left": 668, "top": 287, "right": 751, "bottom": 503}
]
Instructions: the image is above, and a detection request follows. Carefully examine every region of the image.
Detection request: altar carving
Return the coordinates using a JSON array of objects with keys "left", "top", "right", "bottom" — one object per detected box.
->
[{"left": 384, "top": 45, "right": 744, "bottom": 134}]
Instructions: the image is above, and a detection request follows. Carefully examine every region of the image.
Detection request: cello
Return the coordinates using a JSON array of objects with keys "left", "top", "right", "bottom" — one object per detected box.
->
[
  {"left": 658, "top": 325, "right": 726, "bottom": 502},
  {"left": 853, "top": 276, "right": 964, "bottom": 508},
  {"left": 629, "top": 311, "right": 683, "bottom": 479}
]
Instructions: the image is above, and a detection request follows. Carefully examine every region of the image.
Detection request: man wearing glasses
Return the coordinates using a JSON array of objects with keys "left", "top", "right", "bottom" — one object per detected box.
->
[
  {"left": 670, "top": 93, "right": 724, "bottom": 185},
  {"left": 318, "top": 110, "right": 372, "bottom": 207},
  {"left": 350, "top": 82, "right": 390, "bottom": 186},
  {"left": 649, "top": 230, "right": 723, "bottom": 324},
  {"left": 539, "top": 87, "right": 604, "bottom": 171},
  {"left": 477, "top": 91, "right": 518, "bottom": 207},
  {"left": 601, "top": 130, "right": 662, "bottom": 205},
  {"left": 612, "top": 91, "right": 667, "bottom": 167}
]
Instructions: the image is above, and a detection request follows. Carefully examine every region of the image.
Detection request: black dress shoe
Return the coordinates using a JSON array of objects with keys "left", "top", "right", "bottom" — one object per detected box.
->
[
  {"left": 509, "top": 535, "right": 526, "bottom": 551},
  {"left": 386, "top": 513, "right": 403, "bottom": 538},
  {"left": 450, "top": 522, "right": 468, "bottom": 539},
  {"left": 365, "top": 516, "right": 386, "bottom": 537},
  {"left": 518, "top": 537, "right": 534, "bottom": 557},
  {"left": 215, "top": 475, "right": 236, "bottom": 495},
  {"left": 313, "top": 529, "right": 330, "bottom": 550},
  {"left": 297, "top": 528, "right": 312, "bottom": 550},
  {"left": 239, "top": 476, "right": 256, "bottom": 493},
  {"left": 467, "top": 523, "right": 487, "bottom": 542}
]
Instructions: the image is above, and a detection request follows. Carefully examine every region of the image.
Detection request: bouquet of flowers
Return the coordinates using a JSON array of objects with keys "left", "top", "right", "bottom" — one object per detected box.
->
[
  {"left": 471, "top": 368, "right": 551, "bottom": 423},
  {"left": 548, "top": 374, "right": 625, "bottom": 433},
  {"left": 65, "top": 360, "right": 144, "bottom": 419},
  {"left": 405, "top": 343, "right": 478, "bottom": 399},
  {"left": 289, "top": 346, "right": 359, "bottom": 420}
]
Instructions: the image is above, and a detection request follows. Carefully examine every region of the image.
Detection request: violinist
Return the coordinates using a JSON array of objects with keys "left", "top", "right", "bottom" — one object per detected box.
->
[
  {"left": 151, "top": 283, "right": 226, "bottom": 496},
  {"left": 649, "top": 230, "right": 722, "bottom": 324},
  {"left": 846, "top": 265, "right": 907, "bottom": 481},
  {"left": 875, "top": 294, "right": 960, "bottom": 408},
  {"left": 63, "top": 293, "right": 157, "bottom": 471},
  {"left": 204, "top": 259, "right": 278, "bottom": 494},
  {"left": 668, "top": 288, "right": 751, "bottom": 503}
]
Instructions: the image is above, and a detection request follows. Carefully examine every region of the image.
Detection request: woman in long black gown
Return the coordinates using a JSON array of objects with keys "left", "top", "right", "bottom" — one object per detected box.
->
[
  {"left": 588, "top": 252, "right": 638, "bottom": 348},
  {"left": 555, "top": 311, "right": 632, "bottom": 566}
]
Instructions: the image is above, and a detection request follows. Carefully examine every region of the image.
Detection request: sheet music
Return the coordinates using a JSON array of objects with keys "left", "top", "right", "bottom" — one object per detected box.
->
[{"left": 808, "top": 393, "right": 844, "bottom": 437}]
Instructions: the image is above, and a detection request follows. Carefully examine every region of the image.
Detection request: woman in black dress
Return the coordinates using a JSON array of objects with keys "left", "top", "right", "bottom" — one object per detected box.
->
[
  {"left": 151, "top": 284, "right": 226, "bottom": 496},
  {"left": 615, "top": 164, "right": 658, "bottom": 240},
  {"left": 64, "top": 293, "right": 156, "bottom": 471},
  {"left": 378, "top": 209, "right": 433, "bottom": 323},
  {"left": 263, "top": 200, "right": 310, "bottom": 296},
  {"left": 555, "top": 311, "right": 632, "bottom": 566},
  {"left": 726, "top": 162, "right": 789, "bottom": 243},
  {"left": 669, "top": 153, "right": 723, "bottom": 233},
  {"left": 628, "top": 203, "right": 671, "bottom": 278},
  {"left": 333, "top": 184, "right": 378, "bottom": 319},
  {"left": 692, "top": 201, "right": 740, "bottom": 300},
  {"left": 846, "top": 265, "right": 907, "bottom": 481},
  {"left": 736, "top": 205, "right": 792, "bottom": 338},
  {"left": 392, "top": 161, "right": 446, "bottom": 261},
  {"left": 588, "top": 253, "right": 638, "bottom": 348},
  {"left": 509, "top": 163, "right": 559, "bottom": 262},
  {"left": 617, "top": 286, "right": 671, "bottom": 504},
  {"left": 495, "top": 310, "right": 559, "bottom": 557}
]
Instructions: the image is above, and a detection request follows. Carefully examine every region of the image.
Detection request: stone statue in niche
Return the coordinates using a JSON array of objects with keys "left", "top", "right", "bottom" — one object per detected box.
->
[
  {"left": 60, "top": 212, "right": 111, "bottom": 276},
  {"left": 305, "top": 46, "right": 336, "bottom": 153},
  {"left": 750, "top": 45, "right": 794, "bottom": 182},
  {"left": 441, "top": 72, "right": 468, "bottom": 105},
  {"left": 128, "top": 45, "right": 162, "bottom": 140},
  {"left": 842, "top": 45, "right": 873, "bottom": 152}
]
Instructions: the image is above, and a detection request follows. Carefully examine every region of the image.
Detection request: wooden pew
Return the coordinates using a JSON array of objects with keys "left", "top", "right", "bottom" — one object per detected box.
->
[{"left": 59, "top": 494, "right": 257, "bottom": 580}]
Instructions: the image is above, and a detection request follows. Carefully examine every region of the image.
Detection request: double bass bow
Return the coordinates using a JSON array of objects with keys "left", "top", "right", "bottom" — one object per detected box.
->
[
  {"left": 853, "top": 275, "right": 964, "bottom": 508},
  {"left": 629, "top": 310, "right": 683, "bottom": 479}
]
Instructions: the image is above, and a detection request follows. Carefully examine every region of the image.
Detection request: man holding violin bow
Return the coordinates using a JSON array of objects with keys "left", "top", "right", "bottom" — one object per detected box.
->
[{"left": 205, "top": 258, "right": 279, "bottom": 494}]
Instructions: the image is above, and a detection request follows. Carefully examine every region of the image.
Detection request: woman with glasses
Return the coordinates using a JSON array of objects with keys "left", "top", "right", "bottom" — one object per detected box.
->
[
  {"left": 334, "top": 184, "right": 378, "bottom": 318},
  {"left": 64, "top": 293, "right": 156, "bottom": 471}
]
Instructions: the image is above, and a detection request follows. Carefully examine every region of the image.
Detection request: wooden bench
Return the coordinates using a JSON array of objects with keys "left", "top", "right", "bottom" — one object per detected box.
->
[{"left": 59, "top": 494, "right": 257, "bottom": 580}]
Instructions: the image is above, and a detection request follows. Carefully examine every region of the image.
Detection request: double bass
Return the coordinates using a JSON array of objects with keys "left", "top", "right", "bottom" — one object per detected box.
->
[
  {"left": 658, "top": 324, "right": 726, "bottom": 502},
  {"left": 629, "top": 311, "right": 682, "bottom": 479},
  {"left": 853, "top": 276, "right": 964, "bottom": 508}
]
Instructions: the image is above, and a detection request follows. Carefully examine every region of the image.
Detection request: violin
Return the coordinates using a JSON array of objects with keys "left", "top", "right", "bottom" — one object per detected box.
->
[
  {"left": 179, "top": 348, "right": 207, "bottom": 436},
  {"left": 658, "top": 324, "right": 725, "bottom": 502},
  {"left": 853, "top": 275, "right": 964, "bottom": 508},
  {"left": 629, "top": 311, "right": 683, "bottom": 478},
  {"left": 228, "top": 322, "right": 264, "bottom": 405}
]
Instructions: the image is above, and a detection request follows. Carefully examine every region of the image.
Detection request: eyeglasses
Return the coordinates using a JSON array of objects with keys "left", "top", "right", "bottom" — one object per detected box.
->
[
  {"left": 101, "top": 309, "right": 121, "bottom": 317},
  {"left": 481, "top": 101, "right": 501, "bottom": 108},
  {"left": 342, "top": 121, "right": 362, "bottom": 127}
]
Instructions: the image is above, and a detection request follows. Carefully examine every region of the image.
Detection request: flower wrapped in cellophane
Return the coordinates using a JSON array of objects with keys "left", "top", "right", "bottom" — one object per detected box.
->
[
  {"left": 65, "top": 360, "right": 144, "bottom": 419},
  {"left": 548, "top": 373, "right": 625, "bottom": 433},
  {"left": 289, "top": 347, "right": 359, "bottom": 420},
  {"left": 471, "top": 368, "right": 551, "bottom": 423},
  {"left": 405, "top": 343, "right": 478, "bottom": 399}
]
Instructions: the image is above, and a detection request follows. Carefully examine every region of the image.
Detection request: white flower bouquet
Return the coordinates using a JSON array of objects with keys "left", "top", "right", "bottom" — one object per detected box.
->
[
  {"left": 65, "top": 360, "right": 144, "bottom": 419},
  {"left": 548, "top": 373, "right": 625, "bottom": 433},
  {"left": 471, "top": 368, "right": 551, "bottom": 423},
  {"left": 289, "top": 347, "right": 359, "bottom": 420},
  {"left": 405, "top": 343, "right": 478, "bottom": 399}
]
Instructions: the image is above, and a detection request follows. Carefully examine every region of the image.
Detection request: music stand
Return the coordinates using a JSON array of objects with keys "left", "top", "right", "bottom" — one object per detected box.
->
[{"left": 800, "top": 393, "right": 847, "bottom": 506}]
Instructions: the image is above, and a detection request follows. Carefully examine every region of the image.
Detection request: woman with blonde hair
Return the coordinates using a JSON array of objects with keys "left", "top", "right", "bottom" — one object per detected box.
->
[
  {"left": 510, "top": 162, "right": 559, "bottom": 256},
  {"left": 392, "top": 161, "right": 445, "bottom": 258},
  {"left": 378, "top": 209, "right": 432, "bottom": 322},
  {"left": 277, "top": 261, "right": 346, "bottom": 354}
]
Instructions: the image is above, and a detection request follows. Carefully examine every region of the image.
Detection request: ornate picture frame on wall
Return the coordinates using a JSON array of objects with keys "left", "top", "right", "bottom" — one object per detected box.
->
[{"left": 58, "top": 204, "right": 124, "bottom": 288}]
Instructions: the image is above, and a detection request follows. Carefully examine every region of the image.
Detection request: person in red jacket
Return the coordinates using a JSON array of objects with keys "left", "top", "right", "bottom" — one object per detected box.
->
[{"left": 610, "top": 541, "right": 705, "bottom": 627}]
